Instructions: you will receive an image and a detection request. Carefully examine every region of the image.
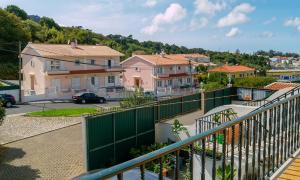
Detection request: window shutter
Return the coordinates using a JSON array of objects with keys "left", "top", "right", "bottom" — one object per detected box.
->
[{"left": 95, "top": 77, "right": 99, "bottom": 87}]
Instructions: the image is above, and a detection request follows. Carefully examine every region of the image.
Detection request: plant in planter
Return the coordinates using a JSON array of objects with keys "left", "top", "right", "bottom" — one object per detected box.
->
[
  {"left": 130, "top": 143, "right": 174, "bottom": 176},
  {"left": 181, "top": 161, "right": 191, "bottom": 180},
  {"left": 172, "top": 119, "right": 190, "bottom": 158},
  {"left": 172, "top": 119, "right": 188, "bottom": 136},
  {"left": 216, "top": 164, "right": 236, "bottom": 180}
]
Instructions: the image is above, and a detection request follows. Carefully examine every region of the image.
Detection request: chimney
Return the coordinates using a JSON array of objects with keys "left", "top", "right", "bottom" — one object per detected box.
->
[
  {"left": 70, "top": 39, "right": 78, "bottom": 48},
  {"left": 160, "top": 50, "right": 165, "bottom": 58}
]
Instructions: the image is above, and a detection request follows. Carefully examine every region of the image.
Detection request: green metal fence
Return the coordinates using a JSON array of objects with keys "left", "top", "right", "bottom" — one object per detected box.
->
[
  {"left": 84, "top": 93, "right": 202, "bottom": 171},
  {"left": 204, "top": 87, "right": 236, "bottom": 113}
]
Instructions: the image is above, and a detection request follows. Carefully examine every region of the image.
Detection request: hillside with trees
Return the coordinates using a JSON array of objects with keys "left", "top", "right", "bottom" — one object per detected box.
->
[{"left": 0, "top": 5, "right": 284, "bottom": 80}]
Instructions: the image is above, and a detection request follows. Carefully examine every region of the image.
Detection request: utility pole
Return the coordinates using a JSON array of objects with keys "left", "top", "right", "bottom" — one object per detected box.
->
[
  {"left": 189, "top": 59, "right": 193, "bottom": 87},
  {"left": 18, "top": 41, "right": 22, "bottom": 103}
]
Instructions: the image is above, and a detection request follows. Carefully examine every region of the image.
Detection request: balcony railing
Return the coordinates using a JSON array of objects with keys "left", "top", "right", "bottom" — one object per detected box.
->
[{"left": 74, "top": 89, "right": 300, "bottom": 180}]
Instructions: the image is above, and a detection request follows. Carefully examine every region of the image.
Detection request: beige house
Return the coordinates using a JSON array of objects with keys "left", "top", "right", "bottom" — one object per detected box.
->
[
  {"left": 21, "top": 43, "right": 124, "bottom": 102},
  {"left": 208, "top": 64, "right": 255, "bottom": 79}
]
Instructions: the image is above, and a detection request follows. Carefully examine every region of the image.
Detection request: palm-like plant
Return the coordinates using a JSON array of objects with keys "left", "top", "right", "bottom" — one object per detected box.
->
[{"left": 216, "top": 164, "right": 237, "bottom": 180}]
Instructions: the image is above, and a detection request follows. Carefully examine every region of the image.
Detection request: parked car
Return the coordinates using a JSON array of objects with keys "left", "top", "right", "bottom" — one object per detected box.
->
[
  {"left": 72, "top": 92, "right": 106, "bottom": 104},
  {"left": 0, "top": 94, "right": 16, "bottom": 108}
]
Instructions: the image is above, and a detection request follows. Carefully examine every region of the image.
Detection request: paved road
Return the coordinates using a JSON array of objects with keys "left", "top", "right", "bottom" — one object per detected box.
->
[
  {"left": 5, "top": 101, "right": 120, "bottom": 115},
  {"left": 0, "top": 124, "right": 84, "bottom": 180}
]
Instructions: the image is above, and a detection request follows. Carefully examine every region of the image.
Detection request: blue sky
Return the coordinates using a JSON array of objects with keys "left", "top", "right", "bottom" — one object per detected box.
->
[{"left": 1, "top": 0, "right": 300, "bottom": 53}]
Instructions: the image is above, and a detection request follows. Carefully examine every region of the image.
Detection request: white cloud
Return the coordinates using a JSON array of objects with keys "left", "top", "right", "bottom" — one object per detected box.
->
[
  {"left": 145, "top": 0, "right": 157, "bottom": 7},
  {"left": 217, "top": 3, "right": 255, "bottom": 28},
  {"left": 261, "top": 31, "right": 274, "bottom": 38},
  {"left": 190, "top": 17, "right": 208, "bottom": 30},
  {"left": 194, "top": 0, "right": 227, "bottom": 15},
  {"left": 263, "top": 16, "right": 276, "bottom": 25},
  {"left": 142, "top": 3, "right": 187, "bottom": 35},
  {"left": 226, "top": 27, "right": 241, "bottom": 37},
  {"left": 284, "top": 17, "right": 300, "bottom": 31}
]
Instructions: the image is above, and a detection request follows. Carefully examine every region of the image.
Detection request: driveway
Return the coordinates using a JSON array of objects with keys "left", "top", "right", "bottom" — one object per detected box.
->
[
  {"left": 5, "top": 101, "right": 120, "bottom": 115},
  {"left": 0, "top": 124, "right": 84, "bottom": 180}
]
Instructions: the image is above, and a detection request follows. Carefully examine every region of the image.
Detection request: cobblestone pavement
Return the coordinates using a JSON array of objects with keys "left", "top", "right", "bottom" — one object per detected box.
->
[
  {"left": 0, "top": 124, "right": 84, "bottom": 180},
  {"left": 0, "top": 116, "right": 82, "bottom": 144}
]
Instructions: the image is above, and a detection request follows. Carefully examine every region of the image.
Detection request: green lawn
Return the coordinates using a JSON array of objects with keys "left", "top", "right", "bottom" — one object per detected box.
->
[{"left": 26, "top": 108, "right": 98, "bottom": 117}]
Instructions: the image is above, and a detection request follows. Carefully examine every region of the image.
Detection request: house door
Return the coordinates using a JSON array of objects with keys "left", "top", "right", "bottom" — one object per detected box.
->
[
  {"left": 30, "top": 75, "right": 35, "bottom": 90},
  {"left": 134, "top": 78, "right": 140, "bottom": 88},
  {"left": 52, "top": 79, "right": 61, "bottom": 94}
]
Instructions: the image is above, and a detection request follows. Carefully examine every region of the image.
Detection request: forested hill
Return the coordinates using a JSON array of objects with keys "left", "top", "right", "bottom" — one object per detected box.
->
[{"left": 0, "top": 5, "right": 274, "bottom": 79}]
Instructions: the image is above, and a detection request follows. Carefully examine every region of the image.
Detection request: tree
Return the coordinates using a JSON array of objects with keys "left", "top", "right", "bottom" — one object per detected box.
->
[
  {"left": 0, "top": 9, "right": 30, "bottom": 42},
  {"left": 23, "top": 19, "right": 43, "bottom": 42},
  {"left": 39, "top": 16, "right": 60, "bottom": 30},
  {"left": 5, "top": 5, "right": 28, "bottom": 20}
]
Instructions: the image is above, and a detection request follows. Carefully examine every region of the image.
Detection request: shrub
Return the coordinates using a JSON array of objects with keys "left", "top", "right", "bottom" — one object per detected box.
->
[
  {"left": 120, "top": 88, "right": 154, "bottom": 108},
  {"left": 204, "top": 82, "right": 226, "bottom": 91},
  {"left": 234, "top": 76, "right": 276, "bottom": 88}
]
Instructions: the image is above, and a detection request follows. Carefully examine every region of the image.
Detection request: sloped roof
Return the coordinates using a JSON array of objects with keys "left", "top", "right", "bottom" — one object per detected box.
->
[
  {"left": 264, "top": 82, "right": 300, "bottom": 91},
  {"left": 208, "top": 64, "right": 255, "bottom": 73},
  {"left": 25, "top": 43, "right": 124, "bottom": 57},
  {"left": 123, "top": 54, "right": 208, "bottom": 66}
]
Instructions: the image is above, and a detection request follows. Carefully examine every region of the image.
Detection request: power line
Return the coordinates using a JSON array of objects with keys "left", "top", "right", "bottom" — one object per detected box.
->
[{"left": 0, "top": 47, "right": 199, "bottom": 71}]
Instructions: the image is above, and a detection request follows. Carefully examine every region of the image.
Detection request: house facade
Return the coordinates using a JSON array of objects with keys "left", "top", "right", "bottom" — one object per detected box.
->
[
  {"left": 208, "top": 64, "right": 255, "bottom": 79},
  {"left": 21, "top": 43, "right": 124, "bottom": 102},
  {"left": 121, "top": 54, "right": 199, "bottom": 96}
]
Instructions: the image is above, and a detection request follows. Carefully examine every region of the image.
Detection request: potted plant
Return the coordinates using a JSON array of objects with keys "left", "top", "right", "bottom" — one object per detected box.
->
[{"left": 171, "top": 119, "right": 190, "bottom": 158}]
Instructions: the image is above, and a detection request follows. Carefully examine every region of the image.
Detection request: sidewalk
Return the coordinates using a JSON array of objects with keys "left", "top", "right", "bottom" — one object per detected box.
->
[{"left": 0, "top": 124, "right": 84, "bottom": 180}]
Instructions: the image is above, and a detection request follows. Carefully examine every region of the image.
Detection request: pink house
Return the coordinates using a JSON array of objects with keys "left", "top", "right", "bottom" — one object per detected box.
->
[
  {"left": 21, "top": 43, "right": 124, "bottom": 102},
  {"left": 121, "top": 54, "right": 199, "bottom": 96}
]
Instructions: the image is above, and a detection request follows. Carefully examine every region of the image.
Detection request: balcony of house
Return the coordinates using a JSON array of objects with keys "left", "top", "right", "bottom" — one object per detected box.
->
[
  {"left": 154, "top": 66, "right": 197, "bottom": 79},
  {"left": 74, "top": 86, "right": 300, "bottom": 180},
  {"left": 45, "top": 66, "right": 70, "bottom": 75}
]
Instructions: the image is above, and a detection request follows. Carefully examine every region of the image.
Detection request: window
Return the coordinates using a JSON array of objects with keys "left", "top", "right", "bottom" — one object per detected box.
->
[
  {"left": 178, "top": 78, "right": 182, "bottom": 84},
  {"left": 187, "top": 77, "right": 191, "bottom": 84},
  {"left": 108, "top": 76, "right": 115, "bottom": 83},
  {"left": 178, "top": 66, "right": 181, "bottom": 70},
  {"left": 135, "top": 67, "right": 140, "bottom": 72},
  {"left": 167, "top": 79, "right": 173, "bottom": 86},
  {"left": 91, "top": 77, "right": 95, "bottom": 85},
  {"left": 90, "top": 60, "right": 95, "bottom": 65},
  {"left": 107, "top": 60, "right": 112, "bottom": 68},
  {"left": 75, "top": 60, "right": 80, "bottom": 66},
  {"left": 169, "top": 66, "right": 173, "bottom": 71},
  {"left": 156, "top": 80, "right": 162, "bottom": 87},
  {"left": 50, "top": 61, "right": 60, "bottom": 70},
  {"left": 156, "top": 67, "right": 163, "bottom": 74},
  {"left": 31, "top": 61, "right": 35, "bottom": 67},
  {"left": 71, "top": 78, "right": 80, "bottom": 89}
]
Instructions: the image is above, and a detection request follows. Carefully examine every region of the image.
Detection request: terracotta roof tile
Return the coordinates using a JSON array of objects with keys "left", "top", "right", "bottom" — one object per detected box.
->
[
  {"left": 264, "top": 82, "right": 300, "bottom": 91},
  {"left": 208, "top": 64, "right": 255, "bottom": 73},
  {"left": 134, "top": 54, "right": 207, "bottom": 65},
  {"left": 26, "top": 43, "right": 124, "bottom": 57}
]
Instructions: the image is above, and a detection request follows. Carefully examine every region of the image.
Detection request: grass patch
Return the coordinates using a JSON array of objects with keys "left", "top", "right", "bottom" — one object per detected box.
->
[{"left": 26, "top": 108, "right": 98, "bottom": 117}]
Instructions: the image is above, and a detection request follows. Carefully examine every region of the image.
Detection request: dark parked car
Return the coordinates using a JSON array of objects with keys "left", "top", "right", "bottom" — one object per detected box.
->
[
  {"left": 0, "top": 94, "right": 16, "bottom": 108},
  {"left": 72, "top": 92, "right": 106, "bottom": 104}
]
